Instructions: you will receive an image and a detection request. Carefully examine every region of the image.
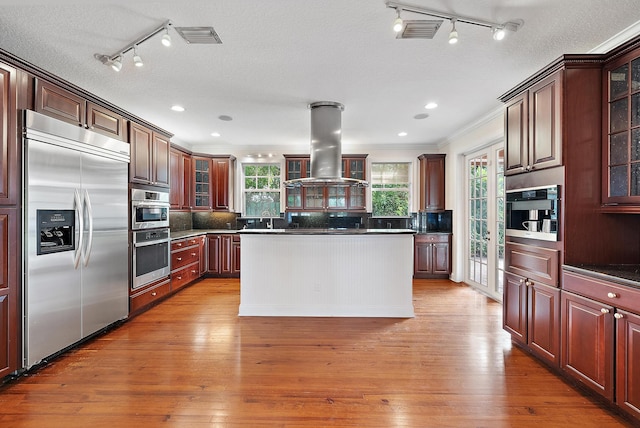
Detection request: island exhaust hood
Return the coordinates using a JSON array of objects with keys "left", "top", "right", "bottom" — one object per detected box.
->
[{"left": 283, "top": 101, "right": 368, "bottom": 189}]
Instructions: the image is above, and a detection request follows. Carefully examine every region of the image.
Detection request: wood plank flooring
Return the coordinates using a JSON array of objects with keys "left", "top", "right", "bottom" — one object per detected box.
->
[{"left": 0, "top": 279, "right": 634, "bottom": 427}]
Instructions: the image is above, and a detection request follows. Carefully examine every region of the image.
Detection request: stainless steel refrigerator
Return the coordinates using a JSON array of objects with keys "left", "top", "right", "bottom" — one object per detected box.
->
[{"left": 23, "top": 110, "right": 130, "bottom": 369}]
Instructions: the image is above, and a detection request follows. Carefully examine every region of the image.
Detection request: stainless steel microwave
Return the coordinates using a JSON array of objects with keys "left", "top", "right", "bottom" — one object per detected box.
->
[
  {"left": 506, "top": 185, "right": 559, "bottom": 242},
  {"left": 131, "top": 188, "right": 170, "bottom": 230}
]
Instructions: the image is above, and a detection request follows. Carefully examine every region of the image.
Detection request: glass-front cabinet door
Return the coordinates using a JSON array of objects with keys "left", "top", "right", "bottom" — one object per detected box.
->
[
  {"left": 193, "top": 157, "right": 211, "bottom": 209},
  {"left": 604, "top": 53, "right": 640, "bottom": 206}
]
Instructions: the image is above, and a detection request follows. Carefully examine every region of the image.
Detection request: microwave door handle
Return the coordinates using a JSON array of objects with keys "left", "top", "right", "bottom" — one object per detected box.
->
[
  {"left": 73, "top": 189, "right": 84, "bottom": 269},
  {"left": 82, "top": 189, "right": 94, "bottom": 266}
]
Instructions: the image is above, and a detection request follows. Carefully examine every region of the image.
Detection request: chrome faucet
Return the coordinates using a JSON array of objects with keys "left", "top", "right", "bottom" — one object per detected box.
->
[{"left": 267, "top": 217, "right": 274, "bottom": 229}]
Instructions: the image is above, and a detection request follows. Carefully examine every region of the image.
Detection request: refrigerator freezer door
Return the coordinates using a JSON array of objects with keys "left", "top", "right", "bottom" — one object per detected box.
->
[
  {"left": 25, "top": 139, "right": 83, "bottom": 367},
  {"left": 80, "top": 151, "right": 129, "bottom": 337}
]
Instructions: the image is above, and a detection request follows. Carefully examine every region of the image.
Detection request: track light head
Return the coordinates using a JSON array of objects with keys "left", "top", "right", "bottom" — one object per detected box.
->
[
  {"left": 133, "top": 46, "right": 144, "bottom": 67},
  {"left": 492, "top": 26, "right": 506, "bottom": 41},
  {"left": 393, "top": 8, "right": 403, "bottom": 33},
  {"left": 111, "top": 56, "right": 123, "bottom": 72},
  {"left": 161, "top": 28, "right": 172, "bottom": 47},
  {"left": 448, "top": 19, "right": 458, "bottom": 44}
]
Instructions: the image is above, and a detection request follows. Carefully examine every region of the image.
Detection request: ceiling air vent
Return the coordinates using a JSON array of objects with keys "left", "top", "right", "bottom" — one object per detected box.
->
[
  {"left": 397, "top": 20, "right": 443, "bottom": 39},
  {"left": 173, "top": 26, "right": 222, "bottom": 44}
]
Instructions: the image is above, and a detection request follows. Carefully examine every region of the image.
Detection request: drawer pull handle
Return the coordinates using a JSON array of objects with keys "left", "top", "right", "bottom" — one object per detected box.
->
[
  {"left": 177, "top": 257, "right": 182, "bottom": 261},
  {"left": 607, "top": 292, "right": 618, "bottom": 298},
  {"left": 191, "top": 252, "right": 197, "bottom": 256},
  {"left": 177, "top": 276, "right": 182, "bottom": 280},
  {"left": 191, "top": 270, "right": 197, "bottom": 274},
  {"left": 614, "top": 313, "right": 624, "bottom": 320},
  {"left": 151, "top": 292, "right": 157, "bottom": 296},
  {"left": 177, "top": 243, "right": 182, "bottom": 247},
  {"left": 601, "top": 308, "right": 610, "bottom": 314}
]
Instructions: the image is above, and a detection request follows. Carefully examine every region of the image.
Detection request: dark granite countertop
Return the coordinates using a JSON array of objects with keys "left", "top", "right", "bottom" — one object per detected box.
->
[
  {"left": 237, "top": 228, "right": 416, "bottom": 235},
  {"left": 170, "top": 229, "right": 238, "bottom": 240},
  {"left": 563, "top": 264, "right": 640, "bottom": 289}
]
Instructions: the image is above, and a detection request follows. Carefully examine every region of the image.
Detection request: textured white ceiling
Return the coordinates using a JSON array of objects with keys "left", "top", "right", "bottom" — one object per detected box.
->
[{"left": 0, "top": 0, "right": 639, "bottom": 152}]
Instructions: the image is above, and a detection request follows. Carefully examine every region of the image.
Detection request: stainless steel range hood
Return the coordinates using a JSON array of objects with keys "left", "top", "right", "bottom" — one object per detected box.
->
[{"left": 283, "top": 102, "right": 368, "bottom": 189}]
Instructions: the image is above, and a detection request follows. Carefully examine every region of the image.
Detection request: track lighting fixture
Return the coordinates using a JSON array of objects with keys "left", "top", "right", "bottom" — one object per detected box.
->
[
  {"left": 385, "top": 1, "right": 522, "bottom": 44},
  {"left": 492, "top": 26, "right": 506, "bottom": 41},
  {"left": 448, "top": 19, "right": 458, "bottom": 44},
  {"left": 133, "top": 46, "right": 143, "bottom": 67},
  {"left": 161, "top": 28, "right": 172, "bottom": 47},
  {"left": 95, "top": 19, "right": 172, "bottom": 72},
  {"left": 393, "top": 8, "right": 403, "bottom": 33},
  {"left": 110, "top": 56, "right": 123, "bottom": 72}
]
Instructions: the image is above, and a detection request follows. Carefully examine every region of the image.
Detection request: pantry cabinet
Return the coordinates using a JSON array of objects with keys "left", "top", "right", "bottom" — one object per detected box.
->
[{"left": 35, "top": 79, "right": 127, "bottom": 141}]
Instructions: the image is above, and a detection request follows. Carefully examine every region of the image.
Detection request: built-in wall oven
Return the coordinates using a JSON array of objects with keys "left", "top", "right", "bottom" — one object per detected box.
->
[
  {"left": 131, "top": 188, "right": 171, "bottom": 289},
  {"left": 506, "top": 185, "right": 560, "bottom": 242}
]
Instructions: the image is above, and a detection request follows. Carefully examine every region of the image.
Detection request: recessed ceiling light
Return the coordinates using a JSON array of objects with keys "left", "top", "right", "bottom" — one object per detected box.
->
[
  {"left": 218, "top": 115, "right": 233, "bottom": 121},
  {"left": 425, "top": 102, "right": 438, "bottom": 109},
  {"left": 414, "top": 113, "right": 429, "bottom": 120},
  {"left": 211, "top": 132, "right": 221, "bottom": 137},
  {"left": 171, "top": 105, "right": 185, "bottom": 112},
  {"left": 398, "top": 132, "right": 408, "bottom": 137}
]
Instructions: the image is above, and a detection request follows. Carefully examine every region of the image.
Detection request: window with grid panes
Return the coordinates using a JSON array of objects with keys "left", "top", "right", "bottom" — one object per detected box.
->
[
  {"left": 243, "top": 164, "right": 281, "bottom": 217},
  {"left": 371, "top": 163, "right": 410, "bottom": 216}
]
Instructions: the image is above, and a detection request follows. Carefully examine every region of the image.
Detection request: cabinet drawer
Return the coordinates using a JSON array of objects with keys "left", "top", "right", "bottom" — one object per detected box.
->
[
  {"left": 171, "top": 262, "right": 200, "bottom": 291},
  {"left": 562, "top": 270, "right": 640, "bottom": 313},
  {"left": 505, "top": 242, "right": 559, "bottom": 287},
  {"left": 415, "top": 233, "right": 450, "bottom": 244},
  {"left": 232, "top": 234, "right": 240, "bottom": 242},
  {"left": 171, "top": 246, "right": 199, "bottom": 270},
  {"left": 171, "top": 237, "right": 199, "bottom": 251},
  {"left": 130, "top": 278, "right": 171, "bottom": 313}
]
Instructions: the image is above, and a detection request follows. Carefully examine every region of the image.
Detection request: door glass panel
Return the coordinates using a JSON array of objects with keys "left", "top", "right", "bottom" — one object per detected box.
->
[
  {"left": 610, "top": 64, "right": 629, "bottom": 100},
  {"left": 611, "top": 98, "right": 629, "bottom": 133},
  {"left": 632, "top": 129, "right": 640, "bottom": 161},
  {"left": 468, "top": 154, "right": 488, "bottom": 288}
]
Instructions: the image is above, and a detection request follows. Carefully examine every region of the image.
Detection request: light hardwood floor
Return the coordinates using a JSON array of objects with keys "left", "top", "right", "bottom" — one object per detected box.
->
[{"left": 0, "top": 279, "right": 634, "bottom": 427}]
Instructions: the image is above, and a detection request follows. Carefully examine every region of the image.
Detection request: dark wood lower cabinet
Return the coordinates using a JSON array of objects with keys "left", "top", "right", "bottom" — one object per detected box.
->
[
  {"left": 616, "top": 309, "right": 640, "bottom": 419},
  {"left": 207, "top": 233, "right": 239, "bottom": 278},
  {"left": 503, "top": 271, "right": 527, "bottom": 345},
  {"left": 561, "top": 290, "right": 615, "bottom": 401},
  {"left": 413, "top": 233, "right": 451, "bottom": 279},
  {"left": 0, "top": 208, "right": 18, "bottom": 378}
]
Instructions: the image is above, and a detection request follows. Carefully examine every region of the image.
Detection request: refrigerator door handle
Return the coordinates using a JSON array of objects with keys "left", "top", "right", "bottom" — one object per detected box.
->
[
  {"left": 73, "top": 188, "right": 84, "bottom": 269},
  {"left": 82, "top": 189, "right": 94, "bottom": 266}
]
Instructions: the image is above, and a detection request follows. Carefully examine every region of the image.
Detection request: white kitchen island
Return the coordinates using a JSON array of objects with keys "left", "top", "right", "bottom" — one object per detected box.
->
[{"left": 238, "top": 229, "right": 415, "bottom": 317}]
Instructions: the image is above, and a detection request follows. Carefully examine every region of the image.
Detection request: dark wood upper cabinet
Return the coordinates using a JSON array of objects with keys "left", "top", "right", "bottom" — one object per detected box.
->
[
  {"left": 129, "top": 122, "right": 170, "bottom": 188},
  {"left": 602, "top": 48, "right": 640, "bottom": 209},
  {"left": 284, "top": 154, "right": 367, "bottom": 212},
  {"left": 504, "top": 71, "right": 562, "bottom": 175},
  {"left": 418, "top": 154, "right": 445, "bottom": 212},
  {"left": 35, "top": 79, "right": 126, "bottom": 141},
  {"left": 191, "top": 155, "right": 234, "bottom": 211},
  {"left": 0, "top": 62, "right": 17, "bottom": 206},
  {"left": 169, "top": 147, "right": 192, "bottom": 210}
]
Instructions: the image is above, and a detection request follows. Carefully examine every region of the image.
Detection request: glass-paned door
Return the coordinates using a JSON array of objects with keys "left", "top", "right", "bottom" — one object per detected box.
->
[{"left": 466, "top": 143, "right": 505, "bottom": 301}]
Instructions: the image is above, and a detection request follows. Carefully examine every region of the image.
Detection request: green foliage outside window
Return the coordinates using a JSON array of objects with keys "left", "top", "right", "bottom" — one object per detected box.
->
[{"left": 371, "top": 163, "right": 410, "bottom": 217}]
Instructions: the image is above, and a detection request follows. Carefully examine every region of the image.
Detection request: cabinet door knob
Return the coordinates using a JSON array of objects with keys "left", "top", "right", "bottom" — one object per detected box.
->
[
  {"left": 614, "top": 313, "right": 624, "bottom": 319},
  {"left": 601, "top": 308, "right": 610, "bottom": 314},
  {"left": 607, "top": 292, "right": 618, "bottom": 298},
  {"left": 519, "top": 278, "right": 525, "bottom": 284}
]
